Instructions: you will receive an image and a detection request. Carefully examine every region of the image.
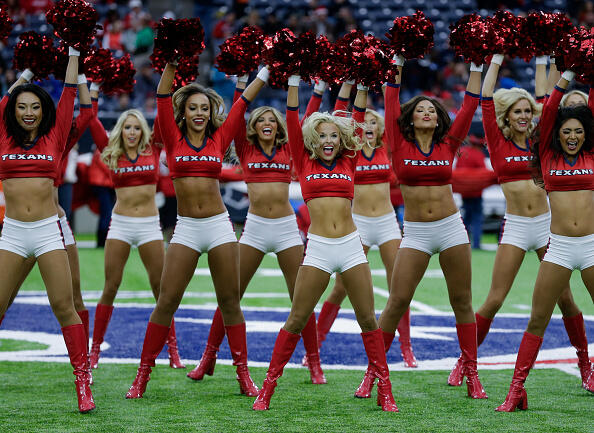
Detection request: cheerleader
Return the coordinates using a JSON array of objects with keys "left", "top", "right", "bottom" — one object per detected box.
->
[
  {"left": 497, "top": 70, "right": 594, "bottom": 411},
  {"left": 86, "top": 84, "right": 185, "bottom": 370},
  {"left": 448, "top": 55, "right": 592, "bottom": 390},
  {"left": 188, "top": 76, "right": 327, "bottom": 385},
  {"left": 126, "top": 63, "right": 268, "bottom": 399},
  {"left": 252, "top": 76, "right": 398, "bottom": 412},
  {"left": 0, "top": 50, "right": 95, "bottom": 412},
  {"left": 372, "top": 57, "right": 487, "bottom": 399},
  {"left": 311, "top": 82, "right": 417, "bottom": 388}
]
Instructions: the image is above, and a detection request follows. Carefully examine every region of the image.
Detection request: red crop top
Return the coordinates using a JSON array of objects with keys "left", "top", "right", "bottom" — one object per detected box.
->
[
  {"left": 286, "top": 105, "right": 365, "bottom": 202},
  {"left": 0, "top": 85, "right": 77, "bottom": 181},
  {"left": 385, "top": 83, "right": 479, "bottom": 186},
  {"left": 88, "top": 108, "right": 160, "bottom": 188},
  {"left": 157, "top": 93, "right": 248, "bottom": 180},
  {"left": 482, "top": 97, "right": 534, "bottom": 183},
  {"left": 355, "top": 145, "right": 393, "bottom": 184},
  {"left": 539, "top": 86, "right": 594, "bottom": 192}
]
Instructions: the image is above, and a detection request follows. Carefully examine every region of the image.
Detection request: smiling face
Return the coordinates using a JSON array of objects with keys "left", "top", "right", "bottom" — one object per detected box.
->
[
  {"left": 15, "top": 92, "right": 42, "bottom": 135},
  {"left": 412, "top": 99, "right": 438, "bottom": 130},
  {"left": 507, "top": 99, "right": 533, "bottom": 135},
  {"left": 184, "top": 93, "right": 211, "bottom": 135},
  {"left": 558, "top": 118, "right": 585, "bottom": 158},
  {"left": 121, "top": 115, "right": 142, "bottom": 151},
  {"left": 364, "top": 112, "right": 379, "bottom": 144},
  {"left": 255, "top": 110, "right": 278, "bottom": 144},
  {"left": 315, "top": 121, "right": 341, "bottom": 162}
]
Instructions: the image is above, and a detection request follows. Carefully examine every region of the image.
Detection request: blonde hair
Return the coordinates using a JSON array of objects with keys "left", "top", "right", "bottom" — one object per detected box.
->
[
  {"left": 364, "top": 108, "right": 385, "bottom": 148},
  {"left": 101, "top": 109, "right": 151, "bottom": 170},
  {"left": 561, "top": 90, "right": 588, "bottom": 107},
  {"left": 301, "top": 112, "right": 363, "bottom": 159},
  {"left": 172, "top": 83, "right": 225, "bottom": 137},
  {"left": 493, "top": 88, "right": 542, "bottom": 139},
  {"left": 246, "top": 106, "right": 288, "bottom": 148}
]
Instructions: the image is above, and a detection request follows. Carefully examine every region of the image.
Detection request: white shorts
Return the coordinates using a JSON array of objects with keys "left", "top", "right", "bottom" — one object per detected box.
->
[
  {"left": 59, "top": 216, "right": 76, "bottom": 246},
  {"left": 499, "top": 212, "right": 550, "bottom": 251},
  {"left": 106, "top": 213, "right": 163, "bottom": 248},
  {"left": 170, "top": 212, "right": 237, "bottom": 253},
  {"left": 302, "top": 231, "right": 368, "bottom": 274},
  {"left": 353, "top": 210, "right": 402, "bottom": 247},
  {"left": 543, "top": 233, "right": 594, "bottom": 271},
  {"left": 239, "top": 213, "right": 303, "bottom": 253},
  {"left": 0, "top": 215, "right": 65, "bottom": 258},
  {"left": 400, "top": 211, "right": 469, "bottom": 255}
]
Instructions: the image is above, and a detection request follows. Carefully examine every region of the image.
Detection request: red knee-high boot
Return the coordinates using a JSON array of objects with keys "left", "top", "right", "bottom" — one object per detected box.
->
[
  {"left": 317, "top": 301, "right": 340, "bottom": 348},
  {"left": 397, "top": 308, "right": 417, "bottom": 368},
  {"left": 302, "top": 312, "right": 326, "bottom": 384},
  {"left": 361, "top": 329, "right": 398, "bottom": 412},
  {"left": 355, "top": 331, "right": 394, "bottom": 398},
  {"left": 226, "top": 322, "right": 259, "bottom": 396},
  {"left": 166, "top": 318, "right": 185, "bottom": 369},
  {"left": 253, "top": 329, "right": 301, "bottom": 411},
  {"left": 496, "top": 332, "right": 543, "bottom": 411},
  {"left": 77, "top": 310, "right": 92, "bottom": 385},
  {"left": 126, "top": 321, "right": 170, "bottom": 399},
  {"left": 188, "top": 308, "right": 225, "bottom": 380},
  {"left": 448, "top": 313, "right": 492, "bottom": 386},
  {"left": 62, "top": 324, "right": 95, "bottom": 413},
  {"left": 89, "top": 304, "right": 114, "bottom": 369},
  {"left": 562, "top": 313, "right": 592, "bottom": 390},
  {"left": 457, "top": 322, "right": 488, "bottom": 398}
]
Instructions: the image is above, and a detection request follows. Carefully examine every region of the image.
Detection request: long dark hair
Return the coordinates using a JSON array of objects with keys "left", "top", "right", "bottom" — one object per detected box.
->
[
  {"left": 531, "top": 105, "right": 594, "bottom": 186},
  {"left": 4, "top": 84, "right": 56, "bottom": 148},
  {"left": 397, "top": 95, "right": 452, "bottom": 144}
]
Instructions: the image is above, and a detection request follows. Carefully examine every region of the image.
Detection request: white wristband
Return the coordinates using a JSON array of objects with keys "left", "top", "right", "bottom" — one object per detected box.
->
[
  {"left": 288, "top": 75, "right": 301, "bottom": 87},
  {"left": 169, "top": 59, "right": 178, "bottom": 66},
  {"left": 314, "top": 80, "right": 326, "bottom": 92},
  {"left": 90, "top": 82, "right": 101, "bottom": 92},
  {"left": 20, "top": 68, "right": 34, "bottom": 82},
  {"left": 256, "top": 67, "right": 269, "bottom": 83},
  {"left": 535, "top": 55, "right": 549, "bottom": 65},
  {"left": 561, "top": 70, "right": 575, "bottom": 82},
  {"left": 490, "top": 54, "right": 504, "bottom": 66},
  {"left": 77, "top": 74, "right": 87, "bottom": 85},
  {"left": 357, "top": 83, "right": 369, "bottom": 91},
  {"left": 550, "top": 57, "right": 556, "bottom": 65},
  {"left": 393, "top": 54, "right": 405, "bottom": 66},
  {"left": 344, "top": 79, "right": 355, "bottom": 85},
  {"left": 69, "top": 47, "right": 80, "bottom": 57},
  {"left": 237, "top": 74, "right": 249, "bottom": 84},
  {"left": 470, "top": 62, "right": 483, "bottom": 72}
]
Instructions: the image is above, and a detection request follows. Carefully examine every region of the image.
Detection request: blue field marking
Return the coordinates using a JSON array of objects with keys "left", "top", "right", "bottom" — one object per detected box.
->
[{"left": 2, "top": 300, "right": 593, "bottom": 368}]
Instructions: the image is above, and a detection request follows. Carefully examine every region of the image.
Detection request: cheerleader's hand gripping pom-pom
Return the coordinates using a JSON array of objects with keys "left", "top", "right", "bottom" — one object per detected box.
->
[
  {"left": 256, "top": 66, "right": 270, "bottom": 83},
  {"left": 555, "top": 27, "right": 594, "bottom": 85},
  {"left": 46, "top": 0, "right": 100, "bottom": 51},
  {"left": 386, "top": 11, "right": 434, "bottom": 60},
  {"left": 215, "top": 26, "right": 265, "bottom": 76},
  {"left": 151, "top": 18, "right": 205, "bottom": 64},
  {"left": 19, "top": 69, "right": 34, "bottom": 82},
  {"left": 13, "top": 31, "right": 56, "bottom": 80}
]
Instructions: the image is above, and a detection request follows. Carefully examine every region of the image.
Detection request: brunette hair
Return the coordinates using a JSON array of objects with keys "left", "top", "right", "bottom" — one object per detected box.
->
[
  {"left": 4, "top": 84, "right": 56, "bottom": 148},
  {"left": 172, "top": 83, "right": 225, "bottom": 137},
  {"left": 397, "top": 95, "right": 451, "bottom": 144}
]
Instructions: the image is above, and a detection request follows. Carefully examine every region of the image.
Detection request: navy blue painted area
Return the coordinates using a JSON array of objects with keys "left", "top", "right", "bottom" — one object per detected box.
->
[{"left": 2, "top": 303, "right": 593, "bottom": 366}]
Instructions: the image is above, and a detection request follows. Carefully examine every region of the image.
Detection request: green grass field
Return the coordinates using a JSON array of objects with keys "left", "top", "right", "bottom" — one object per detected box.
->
[{"left": 1, "top": 234, "right": 593, "bottom": 432}]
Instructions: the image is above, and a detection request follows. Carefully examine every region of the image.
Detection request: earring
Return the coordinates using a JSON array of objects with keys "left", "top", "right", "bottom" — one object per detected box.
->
[
  {"left": 410, "top": 122, "right": 413, "bottom": 125},
  {"left": 436, "top": 122, "right": 439, "bottom": 127}
]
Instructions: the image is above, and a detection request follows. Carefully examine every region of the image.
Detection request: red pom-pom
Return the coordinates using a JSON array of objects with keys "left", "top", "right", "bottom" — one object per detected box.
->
[
  {"left": 46, "top": 0, "right": 100, "bottom": 51},
  {"left": 151, "top": 18, "right": 205, "bottom": 64},
  {"left": 0, "top": 8, "right": 13, "bottom": 41},
  {"left": 101, "top": 54, "right": 136, "bottom": 95},
  {"left": 261, "top": 28, "right": 300, "bottom": 89},
  {"left": 487, "top": 10, "right": 522, "bottom": 58},
  {"left": 151, "top": 48, "right": 199, "bottom": 91},
  {"left": 555, "top": 27, "right": 594, "bottom": 85},
  {"left": 13, "top": 31, "right": 56, "bottom": 80},
  {"left": 386, "top": 11, "right": 434, "bottom": 59},
  {"left": 84, "top": 47, "right": 115, "bottom": 82},
  {"left": 521, "top": 12, "right": 575, "bottom": 58},
  {"left": 449, "top": 14, "right": 497, "bottom": 65},
  {"left": 315, "top": 36, "right": 342, "bottom": 85},
  {"left": 215, "top": 26, "right": 264, "bottom": 76}
]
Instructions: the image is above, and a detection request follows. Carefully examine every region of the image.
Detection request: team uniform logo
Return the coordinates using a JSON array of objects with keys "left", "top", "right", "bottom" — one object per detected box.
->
[
  {"left": 1, "top": 154, "right": 54, "bottom": 161},
  {"left": 305, "top": 173, "right": 352, "bottom": 181},
  {"left": 403, "top": 159, "right": 449, "bottom": 166}
]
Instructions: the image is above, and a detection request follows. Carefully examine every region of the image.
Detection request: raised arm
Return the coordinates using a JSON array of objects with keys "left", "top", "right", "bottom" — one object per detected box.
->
[
  {"left": 447, "top": 63, "right": 481, "bottom": 144},
  {"left": 546, "top": 59, "right": 560, "bottom": 98},
  {"left": 55, "top": 49, "right": 81, "bottom": 150},
  {"left": 384, "top": 57, "right": 405, "bottom": 153},
  {"left": 64, "top": 75, "right": 94, "bottom": 155},
  {"left": 302, "top": 80, "right": 326, "bottom": 124},
  {"left": 333, "top": 80, "right": 353, "bottom": 113},
  {"left": 534, "top": 55, "right": 548, "bottom": 100},
  {"left": 481, "top": 55, "right": 501, "bottom": 99},
  {"left": 540, "top": 71, "right": 574, "bottom": 147},
  {"left": 481, "top": 56, "right": 505, "bottom": 149},
  {"left": 287, "top": 75, "right": 305, "bottom": 173},
  {"left": 157, "top": 63, "right": 177, "bottom": 96}
]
